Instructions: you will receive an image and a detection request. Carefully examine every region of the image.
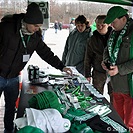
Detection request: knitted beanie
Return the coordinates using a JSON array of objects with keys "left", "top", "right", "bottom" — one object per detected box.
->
[
  {"left": 17, "top": 126, "right": 44, "bottom": 133},
  {"left": 28, "top": 91, "right": 62, "bottom": 112},
  {"left": 24, "top": 2, "right": 43, "bottom": 24}
]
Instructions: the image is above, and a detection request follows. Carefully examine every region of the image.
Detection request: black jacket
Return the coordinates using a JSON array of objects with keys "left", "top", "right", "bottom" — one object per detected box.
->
[
  {"left": 84, "top": 27, "right": 112, "bottom": 77},
  {"left": 0, "top": 13, "right": 65, "bottom": 78}
]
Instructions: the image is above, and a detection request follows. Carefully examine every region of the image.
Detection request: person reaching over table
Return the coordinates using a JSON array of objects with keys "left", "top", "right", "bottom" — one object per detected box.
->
[
  {"left": 0, "top": 2, "right": 72, "bottom": 133},
  {"left": 62, "top": 15, "right": 92, "bottom": 75}
]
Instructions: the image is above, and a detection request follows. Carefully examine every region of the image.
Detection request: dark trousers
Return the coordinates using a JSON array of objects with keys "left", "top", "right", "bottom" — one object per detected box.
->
[
  {"left": 92, "top": 70, "right": 113, "bottom": 103},
  {"left": 0, "top": 76, "right": 19, "bottom": 132}
]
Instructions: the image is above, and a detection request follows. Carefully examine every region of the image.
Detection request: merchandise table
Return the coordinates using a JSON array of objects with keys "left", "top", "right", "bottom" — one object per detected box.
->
[{"left": 16, "top": 67, "right": 129, "bottom": 133}]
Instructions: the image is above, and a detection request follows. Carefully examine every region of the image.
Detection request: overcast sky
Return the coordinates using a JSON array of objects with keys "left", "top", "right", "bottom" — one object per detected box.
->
[{"left": 56, "top": 0, "right": 80, "bottom": 3}]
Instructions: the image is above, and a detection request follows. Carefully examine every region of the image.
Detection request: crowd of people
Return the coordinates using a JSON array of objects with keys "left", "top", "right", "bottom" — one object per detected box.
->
[
  {"left": 0, "top": 2, "right": 133, "bottom": 133},
  {"left": 57, "top": 6, "right": 133, "bottom": 133}
]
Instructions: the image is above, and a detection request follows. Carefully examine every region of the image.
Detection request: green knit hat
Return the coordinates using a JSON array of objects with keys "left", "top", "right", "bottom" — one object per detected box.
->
[
  {"left": 104, "top": 6, "right": 128, "bottom": 24},
  {"left": 28, "top": 91, "right": 62, "bottom": 112},
  {"left": 17, "top": 126, "right": 44, "bottom": 133}
]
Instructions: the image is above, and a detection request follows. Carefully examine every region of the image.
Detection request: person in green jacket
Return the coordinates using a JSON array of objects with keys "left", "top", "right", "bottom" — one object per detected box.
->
[
  {"left": 90, "top": 21, "right": 96, "bottom": 32},
  {"left": 102, "top": 6, "right": 133, "bottom": 132},
  {"left": 62, "top": 15, "right": 92, "bottom": 75}
]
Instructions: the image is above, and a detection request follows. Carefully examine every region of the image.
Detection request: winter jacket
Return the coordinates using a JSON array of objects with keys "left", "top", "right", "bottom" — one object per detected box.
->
[
  {"left": 54, "top": 22, "right": 58, "bottom": 29},
  {"left": 0, "top": 13, "right": 65, "bottom": 78},
  {"left": 62, "top": 27, "right": 92, "bottom": 75},
  {"left": 84, "top": 27, "right": 112, "bottom": 78},
  {"left": 103, "top": 19, "right": 133, "bottom": 94}
]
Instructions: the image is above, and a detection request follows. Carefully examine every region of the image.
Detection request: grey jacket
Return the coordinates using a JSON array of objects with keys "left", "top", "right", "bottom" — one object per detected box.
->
[
  {"left": 62, "top": 27, "right": 92, "bottom": 75},
  {"left": 103, "top": 19, "right": 133, "bottom": 94}
]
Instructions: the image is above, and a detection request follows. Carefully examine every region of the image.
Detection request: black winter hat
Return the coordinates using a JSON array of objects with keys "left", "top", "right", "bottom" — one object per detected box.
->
[{"left": 24, "top": 2, "right": 43, "bottom": 24}]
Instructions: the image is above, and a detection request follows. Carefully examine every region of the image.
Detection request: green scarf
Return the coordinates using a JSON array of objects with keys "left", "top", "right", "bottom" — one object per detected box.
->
[
  {"left": 128, "top": 32, "right": 133, "bottom": 98},
  {"left": 108, "top": 20, "right": 133, "bottom": 98},
  {"left": 108, "top": 21, "right": 129, "bottom": 65}
]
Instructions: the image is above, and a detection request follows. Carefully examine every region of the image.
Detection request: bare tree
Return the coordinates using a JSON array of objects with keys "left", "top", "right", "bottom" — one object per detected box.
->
[
  {"left": 0, "top": 0, "right": 132, "bottom": 24},
  {"left": 0, "top": 0, "right": 27, "bottom": 20},
  {"left": 50, "top": 0, "right": 132, "bottom": 24}
]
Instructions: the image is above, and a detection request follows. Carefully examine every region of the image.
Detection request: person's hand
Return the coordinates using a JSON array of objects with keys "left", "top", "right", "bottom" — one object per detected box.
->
[
  {"left": 101, "top": 61, "right": 108, "bottom": 71},
  {"left": 108, "top": 65, "right": 118, "bottom": 76},
  {"left": 86, "top": 77, "right": 91, "bottom": 83},
  {"left": 63, "top": 67, "right": 73, "bottom": 75}
]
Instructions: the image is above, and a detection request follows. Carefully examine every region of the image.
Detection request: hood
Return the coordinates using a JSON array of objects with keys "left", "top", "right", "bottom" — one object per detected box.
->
[{"left": 1, "top": 13, "right": 25, "bottom": 23}]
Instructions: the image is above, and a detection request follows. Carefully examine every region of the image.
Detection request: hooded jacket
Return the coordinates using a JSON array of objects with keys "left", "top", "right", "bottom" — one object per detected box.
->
[
  {"left": 62, "top": 27, "right": 92, "bottom": 75},
  {"left": 0, "top": 14, "right": 65, "bottom": 78}
]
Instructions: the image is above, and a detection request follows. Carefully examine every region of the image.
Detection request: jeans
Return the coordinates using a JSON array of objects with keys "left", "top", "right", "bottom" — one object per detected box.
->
[
  {"left": 0, "top": 76, "right": 19, "bottom": 132},
  {"left": 55, "top": 28, "right": 57, "bottom": 33}
]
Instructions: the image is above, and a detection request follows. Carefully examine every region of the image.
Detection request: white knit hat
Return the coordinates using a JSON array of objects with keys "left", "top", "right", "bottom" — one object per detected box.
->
[
  {"left": 26, "top": 108, "right": 71, "bottom": 133},
  {"left": 42, "top": 108, "right": 71, "bottom": 132}
]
